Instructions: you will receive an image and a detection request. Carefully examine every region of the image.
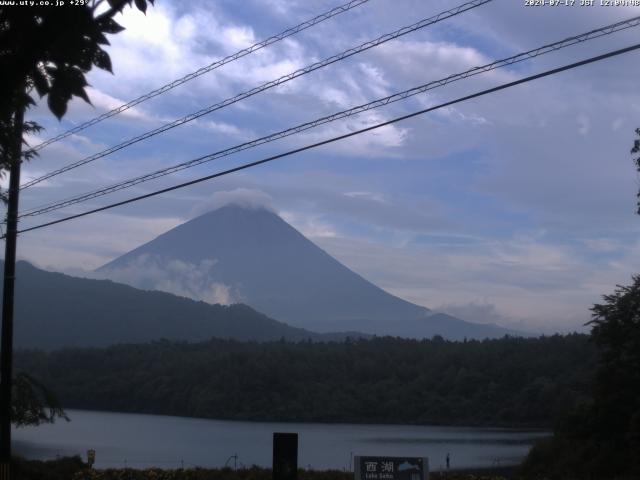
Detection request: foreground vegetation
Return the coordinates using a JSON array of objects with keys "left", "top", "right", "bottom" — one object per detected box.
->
[
  {"left": 521, "top": 276, "right": 640, "bottom": 479},
  {"left": 16, "top": 334, "right": 594, "bottom": 427},
  {"left": 74, "top": 467, "right": 511, "bottom": 480},
  {"left": 12, "top": 457, "right": 513, "bottom": 480}
]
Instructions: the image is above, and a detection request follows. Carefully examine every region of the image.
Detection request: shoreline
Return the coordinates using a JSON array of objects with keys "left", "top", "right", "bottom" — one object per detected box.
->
[{"left": 56, "top": 407, "right": 553, "bottom": 432}]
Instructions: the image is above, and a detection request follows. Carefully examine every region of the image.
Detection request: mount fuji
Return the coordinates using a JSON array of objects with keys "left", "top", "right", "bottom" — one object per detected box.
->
[{"left": 98, "top": 204, "right": 519, "bottom": 340}]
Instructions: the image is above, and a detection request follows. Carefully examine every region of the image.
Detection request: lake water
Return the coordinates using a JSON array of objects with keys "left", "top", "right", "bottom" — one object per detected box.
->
[{"left": 13, "top": 410, "right": 549, "bottom": 471}]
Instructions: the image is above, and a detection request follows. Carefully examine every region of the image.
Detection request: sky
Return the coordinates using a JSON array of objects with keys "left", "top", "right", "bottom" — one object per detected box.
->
[{"left": 9, "top": 0, "right": 640, "bottom": 334}]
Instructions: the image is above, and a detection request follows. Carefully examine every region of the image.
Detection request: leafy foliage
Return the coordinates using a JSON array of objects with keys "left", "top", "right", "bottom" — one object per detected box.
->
[
  {"left": 0, "top": 0, "right": 154, "bottom": 119},
  {"left": 10, "top": 458, "right": 509, "bottom": 480},
  {"left": 0, "top": 1, "right": 154, "bottom": 429},
  {"left": 632, "top": 128, "right": 640, "bottom": 214},
  {"left": 11, "top": 372, "right": 67, "bottom": 427},
  {"left": 589, "top": 275, "right": 640, "bottom": 450},
  {"left": 12, "top": 455, "right": 86, "bottom": 480},
  {"left": 523, "top": 276, "right": 640, "bottom": 479},
  {"left": 0, "top": 0, "right": 155, "bottom": 199},
  {"left": 16, "top": 334, "right": 595, "bottom": 427},
  {"left": 70, "top": 467, "right": 508, "bottom": 480},
  {"left": 0, "top": 119, "right": 41, "bottom": 202}
]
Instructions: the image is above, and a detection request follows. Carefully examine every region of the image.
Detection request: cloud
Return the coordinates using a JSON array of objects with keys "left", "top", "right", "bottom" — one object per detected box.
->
[
  {"left": 436, "top": 301, "right": 588, "bottom": 336},
  {"left": 280, "top": 210, "right": 337, "bottom": 239},
  {"left": 96, "top": 253, "right": 238, "bottom": 305},
  {"left": 372, "top": 39, "right": 496, "bottom": 83},
  {"left": 189, "top": 188, "right": 275, "bottom": 218},
  {"left": 343, "top": 191, "right": 386, "bottom": 203},
  {"left": 582, "top": 238, "right": 622, "bottom": 253},
  {"left": 18, "top": 212, "right": 183, "bottom": 271},
  {"left": 82, "top": 87, "right": 157, "bottom": 122},
  {"left": 282, "top": 108, "right": 409, "bottom": 157},
  {"left": 194, "top": 119, "right": 252, "bottom": 139},
  {"left": 312, "top": 231, "right": 637, "bottom": 332},
  {"left": 435, "top": 301, "right": 511, "bottom": 327}
]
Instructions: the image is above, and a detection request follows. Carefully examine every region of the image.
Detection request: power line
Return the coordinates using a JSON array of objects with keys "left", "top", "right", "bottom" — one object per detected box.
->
[
  {"left": 11, "top": 42, "right": 640, "bottom": 238},
  {"left": 19, "top": 15, "right": 640, "bottom": 218},
  {"left": 26, "top": 0, "right": 372, "bottom": 154},
  {"left": 20, "top": 0, "right": 493, "bottom": 190}
]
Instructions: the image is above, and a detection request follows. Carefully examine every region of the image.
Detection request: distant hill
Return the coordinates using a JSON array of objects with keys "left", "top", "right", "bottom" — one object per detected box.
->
[
  {"left": 99, "top": 204, "right": 521, "bottom": 339},
  {"left": 3, "top": 261, "right": 352, "bottom": 350}
]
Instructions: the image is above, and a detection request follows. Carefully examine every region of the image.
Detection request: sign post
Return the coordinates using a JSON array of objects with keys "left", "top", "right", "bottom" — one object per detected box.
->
[
  {"left": 87, "top": 449, "right": 95, "bottom": 469},
  {"left": 273, "top": 432, "right": 298, "bottom": 480},
  {"left": 354, "top": 456, "right": 429, "bottom": 480}
]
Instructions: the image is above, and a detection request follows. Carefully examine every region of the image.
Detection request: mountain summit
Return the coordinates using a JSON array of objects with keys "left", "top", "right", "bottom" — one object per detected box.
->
[{"left": 99, "top": 204, "right": 516, "bottom": 339}]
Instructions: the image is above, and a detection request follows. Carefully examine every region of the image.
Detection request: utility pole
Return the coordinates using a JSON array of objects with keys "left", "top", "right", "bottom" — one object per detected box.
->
[{"left": 0, "top": 104, "right": 24, "bottom": 480}]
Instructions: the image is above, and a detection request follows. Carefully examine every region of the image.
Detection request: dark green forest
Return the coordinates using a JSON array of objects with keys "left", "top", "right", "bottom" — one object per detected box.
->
[{"left": 16, "top": 334, "right": 594, "bottom": 427}]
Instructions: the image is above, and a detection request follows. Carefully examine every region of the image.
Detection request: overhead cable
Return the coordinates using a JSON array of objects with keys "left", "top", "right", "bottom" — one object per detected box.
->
[
  {"left": 19, "top": 15, "right": 640, "bottom": 218},
  {"left": 11, "top": 42, "right": 640, "bottom": 238},
  {"left": 20, "top": 0, "right": 493, "bottom": 190},
  {"left": 27, "top": 0, "right": 372, "bottom": 153}
]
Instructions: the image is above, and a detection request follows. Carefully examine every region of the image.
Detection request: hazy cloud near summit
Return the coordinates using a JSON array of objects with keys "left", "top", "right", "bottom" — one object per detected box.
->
[{"left": 189, "top": 188, "right": 276, "bottom": 218}]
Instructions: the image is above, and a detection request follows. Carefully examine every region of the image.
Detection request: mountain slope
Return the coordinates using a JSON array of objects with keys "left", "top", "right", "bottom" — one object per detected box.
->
[
  {"left": 98, "top": 205, "right": 519, "bottom": 339},
  {"left": 4, "top": 261, "right": 344, "bottom": 350}
]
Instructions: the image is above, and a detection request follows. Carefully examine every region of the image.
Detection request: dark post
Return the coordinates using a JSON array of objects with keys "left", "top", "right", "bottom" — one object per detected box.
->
[
  {"left": 0, "top": 105, "right": 24, "bottom": 480},
  {"left": 273, "top": 432, "right": 298, "bottom": 480}
]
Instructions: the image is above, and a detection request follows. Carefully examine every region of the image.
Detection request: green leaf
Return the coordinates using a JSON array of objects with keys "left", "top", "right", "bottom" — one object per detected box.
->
[
  {"left": 11, "top": 373, "right": 68, "bottom": 427},
  {"left": 76, "top": 87, "right": 92, "bottom": 105},
  {"left": 47, "top": 91, "right": 67, "bottom": 120},
  {"left": 94, "top": 30, "right": 111, "bottom": 46},
  {"left": 134, "top": 0, "right": 147, "bottom": 13},
  {"left": 105, "top": 0, "right": 129, "bottom": 14},
  {"left": 77, "top": 46, "right": 95, "bottom": 72},
  {"left": 59, "top": 67, "right": 92, "bottom": 104},
  {"left": 23, "top": 93, "right": 36, "bottom": 107},
  {"left": 31, "top": 69, "right": 49, "bottom": 97},
  {"left": 99, "top": 17, "right": 125, "bottom": 34},
  {"left": 93, "top": 48, "right": 113, "bottom": 73}
]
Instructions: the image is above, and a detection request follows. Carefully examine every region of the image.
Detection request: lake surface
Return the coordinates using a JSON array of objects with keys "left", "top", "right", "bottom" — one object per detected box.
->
[{"left": 13, "top": 410, "right": 549, "bottom": 471}]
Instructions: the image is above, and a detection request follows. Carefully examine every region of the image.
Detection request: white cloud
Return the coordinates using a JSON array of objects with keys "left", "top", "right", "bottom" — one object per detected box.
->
[
  {"left": 189, "top": 188, "right": 275, "bottom": 218},
  {"left": 280, "top": 210, "right": 337, "bottom": 239},
  {"left": 96, "top": 253, "right": 237, "bottom": 305},
  {"left": 195, "top": 119, "right": 252, "bottom": 139},
  {"left": 343, "top": 191, "right": 386, "bottom": 203},
  {"left": 313, "top": 231, "right": 638, "bottom": 332},
  {"left": 221, "top": 25, "right": 256, "bottom": 51},
  {"left": 84, "top": 87, "right": 155, "bottom": 122},
  {"left": 373, "top": 40, "right": 490, "bottom": 79},
  {"left": 17, "top": 212, "right": 182, "bottom": 271},
  {"left": 582, "top": 238, "right": 621, "bottom": 253},
  {"left": 290, "top": 109, "right": 409, "bottom": 156},
  {"left": 435, "top": 301, "right": 511, "bottom": 327}
]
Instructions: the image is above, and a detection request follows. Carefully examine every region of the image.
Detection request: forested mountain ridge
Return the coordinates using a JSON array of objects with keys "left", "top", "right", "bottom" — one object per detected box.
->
[
  {"left": 3, "top": 260, "right": 357, "bottom": 349},
  {"left": 16, "top": 334, "right": 595, "bottom": 427}
]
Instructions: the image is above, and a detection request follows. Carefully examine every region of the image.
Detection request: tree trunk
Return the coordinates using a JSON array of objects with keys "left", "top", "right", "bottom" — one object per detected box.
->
[{"left": 0, "top": 103, "right": 24, "bottom": 480}]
